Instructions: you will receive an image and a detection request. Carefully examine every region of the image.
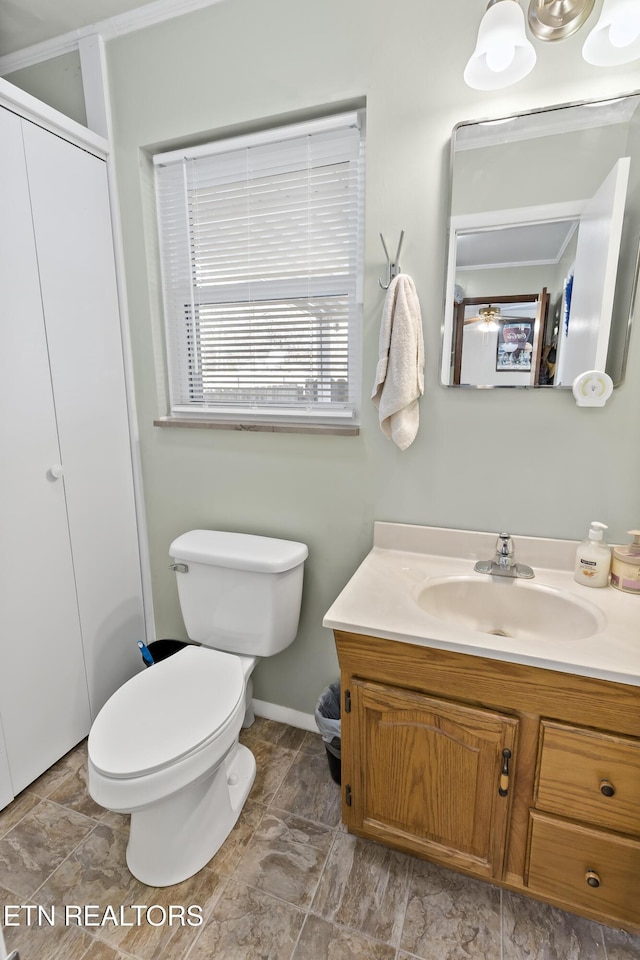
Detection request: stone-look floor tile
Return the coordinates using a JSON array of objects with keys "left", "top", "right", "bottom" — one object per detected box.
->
[
  {"left": 241, "top": 717, "right": 308, "bottom": 753},
  {"left": 208, "top": 799, "right": 265, "bottom": 876},
  {"left": 2, "top": 913, "right": 92, "bottom": 960},
  {"left": 149, "top": 878, "right": 230, "bottom": 960},
  {"left": 233, "top": 809, "right": 333, "bottom": 908},
  {"left": 299, "top": 731, "right": 327, "bottom": 755},
  {"left": 100, "top": 865, "right": 228, "bottom": 960},
  {"left": 0, "top": 789, "right": 42, "bottom": 837},
  {"left": 248, "top": 739, "right": 297, "bottom": 805},
  {"left": 0, "top": 799, "right": 97, "bottom": 899},
  {"left": 99, "top": 810, "right": 130, "bottom": 832},
  {"left": 603, "top": 926, "right": 640, "bottom": 959},
  {"left": 25, "top": 739, "right": 88, "bottom": 799},
  {"left": 186, "top": 878, "right": 305, "bottom": 960},
  {"left": 400, "top": 859, "right": 501, "bottom": 960},
  {"left": 291, "top": 914, "right": 397, "bottom": 959},
  {"left": 48, "top": 763, "right": 106, "bottom": 820},
  {"left": 311, "top": 832, "right": 413, "bottom": 947},
  {"left": 36, "top": 823, "right": 137, "bottom": 922},
  {"left": 502, "top": 891, "right": 607, "bottom": 960},
  {"left": 81, "top": 941, "right": 132, "bottom": 960},
  {"left": 271, "top": 746, "right": 342, "bottom": 827}
]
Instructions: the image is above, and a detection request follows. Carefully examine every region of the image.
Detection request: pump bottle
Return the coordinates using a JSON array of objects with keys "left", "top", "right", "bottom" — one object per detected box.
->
[{"left": 574, "top": 521, "right": 611, "bottom": 588}]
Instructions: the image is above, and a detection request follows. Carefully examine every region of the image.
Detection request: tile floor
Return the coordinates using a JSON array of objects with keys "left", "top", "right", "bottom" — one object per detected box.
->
[{"left": 0, "top": 718, "right": 639, "bottom": 960}]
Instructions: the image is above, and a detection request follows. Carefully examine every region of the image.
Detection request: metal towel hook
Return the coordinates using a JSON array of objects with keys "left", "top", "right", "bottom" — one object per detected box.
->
[{"left": 378, "top": 230, "right": 405, "bottom": 289}]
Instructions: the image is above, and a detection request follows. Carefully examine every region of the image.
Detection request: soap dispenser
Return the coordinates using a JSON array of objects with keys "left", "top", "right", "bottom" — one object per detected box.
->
[
  {"left": 574, "top": 521, "right": 611, "bottom": 588},
  {"left": 610, "top": 531, "right": 640, "bottom": 594}
]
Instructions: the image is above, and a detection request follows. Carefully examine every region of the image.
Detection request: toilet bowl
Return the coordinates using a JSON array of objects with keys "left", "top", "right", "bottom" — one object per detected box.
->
[
  {"left": 89, "top": 645, "right": 256, "bottom": 886},
  {"left": 88, "top": 530, "right": 307, "bottom": 887}
]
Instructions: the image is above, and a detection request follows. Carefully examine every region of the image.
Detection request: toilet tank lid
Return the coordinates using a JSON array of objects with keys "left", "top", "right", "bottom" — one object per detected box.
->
[{"left": 170, "top": 530, "right": 308, "bottom": 573}]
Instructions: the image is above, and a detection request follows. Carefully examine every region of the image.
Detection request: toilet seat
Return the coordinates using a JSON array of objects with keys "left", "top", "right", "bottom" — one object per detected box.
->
[{"left": 89, "top": 646, "right": 244, "bottom": 779}]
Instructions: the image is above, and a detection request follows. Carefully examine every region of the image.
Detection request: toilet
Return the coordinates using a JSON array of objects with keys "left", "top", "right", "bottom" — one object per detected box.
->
[{"left": 87, "top": 530, "right": 308, "bottom": 887}]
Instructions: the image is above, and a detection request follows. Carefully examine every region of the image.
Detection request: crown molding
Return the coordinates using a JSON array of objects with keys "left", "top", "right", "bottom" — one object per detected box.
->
[{"left": 0, "top": 0, "right": 224, "bottom": 76}]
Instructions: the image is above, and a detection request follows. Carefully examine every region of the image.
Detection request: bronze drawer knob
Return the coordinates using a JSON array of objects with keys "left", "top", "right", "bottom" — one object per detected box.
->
[
  {"left": 585, "top": 870, "right": 601, "bottom": 888},
  {"left": 599, "top": 779, "right": 616, "bottom": 797}
]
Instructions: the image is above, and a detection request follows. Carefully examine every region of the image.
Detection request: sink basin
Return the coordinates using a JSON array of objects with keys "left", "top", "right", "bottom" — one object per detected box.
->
[{"left": 416, "top": 576, "right": 604, "bottom": 642}]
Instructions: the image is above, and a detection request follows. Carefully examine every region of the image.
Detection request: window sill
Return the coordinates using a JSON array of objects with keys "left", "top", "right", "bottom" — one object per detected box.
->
[{"left": 153, "top": 417, "right": 359, "bottom": 436}]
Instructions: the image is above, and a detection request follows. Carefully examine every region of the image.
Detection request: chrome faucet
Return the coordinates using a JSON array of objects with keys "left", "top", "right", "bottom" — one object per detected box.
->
[{"left": 474, "top": 533, "right": 535, "bottom": 579}]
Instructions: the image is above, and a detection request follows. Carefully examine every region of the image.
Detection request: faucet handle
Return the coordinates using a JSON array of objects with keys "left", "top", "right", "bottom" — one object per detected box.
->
[
  {"left": 496, "top": 533, "right": 513, "bottom": 557},
  {"left": 495, "top": 533, "right": 515, "bottom": 569}
]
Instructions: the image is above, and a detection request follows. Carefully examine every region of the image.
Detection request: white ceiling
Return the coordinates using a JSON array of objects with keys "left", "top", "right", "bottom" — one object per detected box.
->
[
  {"left": 456, "top": 219, "right": 579, "bottom": 271},
  {"left": 0, "top": 0, "right": 156, "bottom": 57}
]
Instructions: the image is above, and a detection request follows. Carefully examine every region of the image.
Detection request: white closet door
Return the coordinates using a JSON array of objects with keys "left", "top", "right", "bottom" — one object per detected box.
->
[
  {"left": 555, "top": 158, "right": 630, "bottom": 385},
  {"left": 0, "top": 108, "right": 91, "bottom": 795},
  {"left": 22, "top": 120, "right": 145, "bottom": 717},
  {"left": 0, "top": 714, "right": 13, "bottom": 812}
]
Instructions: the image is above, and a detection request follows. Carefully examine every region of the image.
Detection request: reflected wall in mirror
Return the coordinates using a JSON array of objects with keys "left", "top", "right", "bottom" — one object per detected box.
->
[{"left": 441, "top": 92, "right": 640, "bottom": 388}]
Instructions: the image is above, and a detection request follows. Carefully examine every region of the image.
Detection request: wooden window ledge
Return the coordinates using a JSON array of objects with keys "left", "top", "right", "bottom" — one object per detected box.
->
[{"left": 153, "top": 417, "right": 359, "bottom": 436}]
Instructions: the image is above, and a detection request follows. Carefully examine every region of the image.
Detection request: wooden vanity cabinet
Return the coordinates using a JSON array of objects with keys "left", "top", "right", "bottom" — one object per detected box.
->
[{"left": 334, "top": 630, "right": 640, "bottom": 934}]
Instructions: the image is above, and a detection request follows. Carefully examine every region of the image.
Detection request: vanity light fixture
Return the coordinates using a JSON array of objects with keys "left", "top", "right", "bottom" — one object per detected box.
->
[
  {"left": 465, "top": 0, "right": 640, "bottom": 90},
  {"left": 582, "top": 0, "right": 640, "bottom": 65},
  {"left": 464, "top": 1, "right": 537, "bottom": 90}
]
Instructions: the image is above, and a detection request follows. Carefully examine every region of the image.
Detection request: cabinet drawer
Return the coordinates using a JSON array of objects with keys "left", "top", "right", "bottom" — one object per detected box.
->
[
  {"left": 527, "top": 811, "right": 640, "bottom": 927},
  {"left": 536, "top": 722, "right": 640, "bottom": 835}
]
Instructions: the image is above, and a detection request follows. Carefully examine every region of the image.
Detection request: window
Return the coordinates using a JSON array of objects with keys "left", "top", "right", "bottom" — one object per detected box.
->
[{"left": 154, "top": 111, "right": 365, "bottom": 428}]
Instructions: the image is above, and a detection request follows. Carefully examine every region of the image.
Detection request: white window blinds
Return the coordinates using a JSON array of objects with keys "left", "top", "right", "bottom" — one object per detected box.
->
[{"left": 154, "top": 112, "right": 365, "bottom": 424}]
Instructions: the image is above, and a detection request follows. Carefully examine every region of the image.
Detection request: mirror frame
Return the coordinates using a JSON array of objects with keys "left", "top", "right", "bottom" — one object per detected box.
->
[{"left": 441, "top": 91, "right": 640, "bottom": 390}]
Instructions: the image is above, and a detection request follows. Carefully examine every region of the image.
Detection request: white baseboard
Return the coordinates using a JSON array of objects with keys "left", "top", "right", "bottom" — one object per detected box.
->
[{"left": 252, "top": 698, "right": 317, "bottom": 734}]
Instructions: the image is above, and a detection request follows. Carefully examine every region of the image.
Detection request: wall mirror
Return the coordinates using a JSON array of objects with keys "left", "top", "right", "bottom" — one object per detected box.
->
[{"left": 441, "top": 92, "right": 640, "bottom": 388}]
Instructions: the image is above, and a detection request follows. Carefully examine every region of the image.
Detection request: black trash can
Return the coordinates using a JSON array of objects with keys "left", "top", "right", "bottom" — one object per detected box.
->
[
  {"left": 315, "top": 681, "right": 341, "bottom": 785},
  {"left": 145, "top": 639, "right": 189, "bottom": 666}
]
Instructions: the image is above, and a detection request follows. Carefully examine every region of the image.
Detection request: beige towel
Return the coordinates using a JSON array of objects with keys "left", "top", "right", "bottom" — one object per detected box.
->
[{"left": 371, "top": 274, "right": 424, "bottom": 450}]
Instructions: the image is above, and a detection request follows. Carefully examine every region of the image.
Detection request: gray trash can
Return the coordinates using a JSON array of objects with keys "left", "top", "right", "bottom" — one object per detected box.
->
[{"left": 315, "top": 681, "right": 341, "bottom": 784}]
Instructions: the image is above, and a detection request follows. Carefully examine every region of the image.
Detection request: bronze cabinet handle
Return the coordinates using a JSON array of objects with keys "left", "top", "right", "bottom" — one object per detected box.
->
[
  {"left": 585, "top": 870, "right": 601, "bottom": 888},
  {"left": 498, "top": 748, "right": 511, "bottom": 797},
  {"left": 599, "top": 779, "right": 616, "bottom": 797}
]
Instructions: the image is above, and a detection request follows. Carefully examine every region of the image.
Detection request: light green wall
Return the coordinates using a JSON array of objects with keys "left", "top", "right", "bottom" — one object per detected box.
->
[
  {"left": 452, "top": 123, "right": 630, "bottom": 215},
  {"left": 31, "top": 0, "right": 640, "bottom": 715},
  {"left": 456, "top": 264, "right": 562, "bottom": 299},
  {"left": 6, "top": 52, "right": 86, "bottom": 126}
]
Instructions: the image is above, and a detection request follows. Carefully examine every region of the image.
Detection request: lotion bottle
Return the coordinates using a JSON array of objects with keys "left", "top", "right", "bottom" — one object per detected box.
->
[{"left": 574, "top": 521, "right": 611, "bottom": 588}]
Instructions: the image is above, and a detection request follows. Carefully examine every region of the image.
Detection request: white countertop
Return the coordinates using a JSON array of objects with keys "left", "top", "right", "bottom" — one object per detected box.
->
[{"left": 323, "top": 522, "right": 640, "bottom": 687}]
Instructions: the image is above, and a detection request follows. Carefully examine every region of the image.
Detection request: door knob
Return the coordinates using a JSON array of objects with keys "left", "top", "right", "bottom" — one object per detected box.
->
[{"left": 48, "top": 464, "right": 64, "bottom": 480}]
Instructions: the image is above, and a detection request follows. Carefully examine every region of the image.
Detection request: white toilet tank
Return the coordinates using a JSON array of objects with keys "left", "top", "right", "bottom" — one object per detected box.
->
[{"left": 169, "top": 530, "right": 308, "bottom": 656}]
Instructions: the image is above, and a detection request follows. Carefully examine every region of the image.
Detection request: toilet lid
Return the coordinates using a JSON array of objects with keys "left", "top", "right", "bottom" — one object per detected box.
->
[{"left": 89, "top": 646, "right": 244, "bottom": 779}]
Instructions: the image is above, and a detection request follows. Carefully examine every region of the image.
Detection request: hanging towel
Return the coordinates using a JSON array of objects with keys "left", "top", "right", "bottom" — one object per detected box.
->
[{"left": 371, "top": 273, "right": 424, "bottom": 451}]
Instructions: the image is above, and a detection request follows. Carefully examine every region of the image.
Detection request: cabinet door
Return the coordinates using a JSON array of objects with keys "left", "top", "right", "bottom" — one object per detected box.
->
[
  {"left": 22, "top": 120, "right": 145, "bottom": 717},
  {"left": 0, "top": 108, "right": 91, "bottom": 796},
  {"left": 349, "top": 680, "right": 518, "bottom": 878}
]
